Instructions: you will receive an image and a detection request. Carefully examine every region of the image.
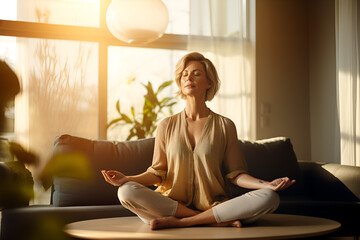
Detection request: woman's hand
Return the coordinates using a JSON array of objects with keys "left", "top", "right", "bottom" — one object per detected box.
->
[
  {"left": 101, "top": 170, "right": 128, "bottom": 187},
  {"left": 266, "top": 177, "right": 296, "bottom": 191},
  {"left": 233, "top": 173, "right": 296, "bottom": 191}
]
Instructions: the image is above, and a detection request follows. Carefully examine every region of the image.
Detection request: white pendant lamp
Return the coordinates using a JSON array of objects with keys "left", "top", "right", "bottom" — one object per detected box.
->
[{"left": 106, "top": 0, "right": 169, "bottom": 44}]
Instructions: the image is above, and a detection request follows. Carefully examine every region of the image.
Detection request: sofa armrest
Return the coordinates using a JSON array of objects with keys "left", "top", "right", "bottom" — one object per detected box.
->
[{"left": 298, "top": 161, "right": 360, "bottom": 201}]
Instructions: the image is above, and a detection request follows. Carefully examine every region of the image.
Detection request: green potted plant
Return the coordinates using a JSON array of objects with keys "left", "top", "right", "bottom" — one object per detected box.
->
[{"left": 107, "top": 80, "right": 177, "bottom": 140}]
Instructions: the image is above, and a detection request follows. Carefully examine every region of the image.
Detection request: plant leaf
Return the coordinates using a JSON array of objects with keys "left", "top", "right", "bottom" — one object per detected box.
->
[
  {"left": 116, "top": 100, "right": 120, "bottom": 114},
  {"left": 120, "top": 113, "right": 133, "bottom": 124},
  {"left": 107, "top": 118, "right": 123, "bottom": 129},
  {"left": 160, "top": 97, "right": 171, "bottom": 105},
  {"left": 126, "top": 132, "right": 136, "bottom": 141},
  {"left": 144, "top": 81, "right": 158, "bottom": 105},
  {"left": 131, "top": 106, "right": 135, "bottom": 119},
  {"left": 9, "top": 142, "right": 38, "bottom": 165},
  {"left": 165, "top": 101, "right": 177, "bottom": 107},
  {"left": 144, "top": 96, "right": 155, "bottom": 109},
  {"left": 156, "top": 80, "right": 173, "bottom": 94}
]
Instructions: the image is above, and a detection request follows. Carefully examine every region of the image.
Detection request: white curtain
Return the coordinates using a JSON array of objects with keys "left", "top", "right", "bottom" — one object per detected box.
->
[
  {"left": 188, "top": 0, "right": 256, "bottom": 140},
  {"left": 335, "top": 0, "right": 360, "bottom": 166},
  {"left": 15, "top": 0, "right": 99, "bottom": 170}
]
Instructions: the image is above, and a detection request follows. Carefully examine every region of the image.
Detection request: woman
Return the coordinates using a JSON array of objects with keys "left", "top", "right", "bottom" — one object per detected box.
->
[{"left": 102, "top": 52, "right": 295, "bottom": 230}]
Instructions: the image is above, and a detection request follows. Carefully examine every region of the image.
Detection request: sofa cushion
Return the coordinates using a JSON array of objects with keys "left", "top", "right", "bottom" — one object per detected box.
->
[
  {"left": 232, "top": 137, "right": 305, "bottom": 197},
  {"left": 51, "top": 135, "right": 155, "bottom": 206}
]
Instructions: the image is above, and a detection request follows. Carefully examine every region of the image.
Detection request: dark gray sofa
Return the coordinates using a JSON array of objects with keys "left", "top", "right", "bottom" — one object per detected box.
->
[{"left": 1, "top": 134, "right": 359, "bottom": 240}]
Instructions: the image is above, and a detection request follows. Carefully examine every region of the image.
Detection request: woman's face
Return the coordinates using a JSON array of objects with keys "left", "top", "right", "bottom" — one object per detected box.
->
[{"left": 180, "top": 61, "right": 211, "bottom": 100}]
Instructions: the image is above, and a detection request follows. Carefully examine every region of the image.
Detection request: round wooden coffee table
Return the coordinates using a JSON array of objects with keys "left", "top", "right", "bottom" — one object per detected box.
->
[{"left": 64, "top": 214, "right": 340, "bottom": 240}]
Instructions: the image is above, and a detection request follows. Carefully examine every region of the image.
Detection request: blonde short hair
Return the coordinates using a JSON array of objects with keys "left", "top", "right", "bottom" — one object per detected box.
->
[{"left": 174, "top": 52, "right": 220, "bottom": 101}]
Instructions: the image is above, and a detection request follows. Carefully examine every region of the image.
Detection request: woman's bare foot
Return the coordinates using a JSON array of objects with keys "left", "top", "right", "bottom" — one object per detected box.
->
[
  {"left": 150, "top": 216, "right": 182, "bottom": 230},
  {"left": 150, "top": 216, "right": 242, "bottom": 230},
  {"left": 210, "top": 220, "right": 242, "bottom": 228}
]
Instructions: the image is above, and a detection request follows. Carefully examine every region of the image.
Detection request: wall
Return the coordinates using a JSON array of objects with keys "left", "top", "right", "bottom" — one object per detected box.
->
[
  {"left": 256, "top": 0, "right": 311, "bottom": 160},
  {"left": 308, "top": 0, "right": 340, "bottom": 163}
]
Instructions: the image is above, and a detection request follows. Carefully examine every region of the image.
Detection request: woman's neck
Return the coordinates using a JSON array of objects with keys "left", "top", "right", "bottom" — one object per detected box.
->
[{"left": 185, "top": 99, "right": 209, "bottom": 120}]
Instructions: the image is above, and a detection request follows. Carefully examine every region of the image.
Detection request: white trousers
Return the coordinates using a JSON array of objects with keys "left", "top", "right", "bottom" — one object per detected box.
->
[{"left": 117, "top": 181, "right": 280, "bottom": 225}]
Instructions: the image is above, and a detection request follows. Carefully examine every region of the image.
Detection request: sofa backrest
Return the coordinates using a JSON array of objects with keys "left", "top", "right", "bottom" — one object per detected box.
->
[
  {"left": 235, "top": 137, "right": 304, "bottom": 197},
  {"left": 51, "top": 135, "right": 303, "bottom": 206},
  {"left": 51, "top": 135, "right": 155, "bottom": 206}
]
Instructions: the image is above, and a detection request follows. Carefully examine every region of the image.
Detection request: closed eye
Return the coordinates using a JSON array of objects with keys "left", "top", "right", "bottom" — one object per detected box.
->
[{"left": 194, "top": 71, "right": 201, "bottom": 76}]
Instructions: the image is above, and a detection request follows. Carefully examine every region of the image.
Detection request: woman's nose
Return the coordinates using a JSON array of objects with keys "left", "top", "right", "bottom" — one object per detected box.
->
[{"left": 185, "top": 74, "right": 193, "bottom": 81}]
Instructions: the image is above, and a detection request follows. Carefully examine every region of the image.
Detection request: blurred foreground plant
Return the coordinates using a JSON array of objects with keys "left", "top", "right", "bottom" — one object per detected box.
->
[
  {"left": 107, "top": 80, "right": 177, "bottom": 140},
  {"left": 0, "top": 140, "right": 37, "bottom": 209},
  {"left": 40, "top": 152, "right": 92, "bottom": 191}
]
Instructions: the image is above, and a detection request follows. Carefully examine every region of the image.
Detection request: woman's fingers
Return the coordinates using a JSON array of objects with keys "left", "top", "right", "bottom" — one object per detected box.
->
[
  {"left": 101, "top": 170, "right": 113, "bottom": 183},
  {"left": 287, "top": 179, "right": 296, "bottom": 188},
  {"left": 275, "top": 178, "right": 296, "bottom": 191},
  {"left": 274, "top": 179, "right": 287, "bottom": 191},
  {"left": 106, "top": 170, "right": 118, "bottom": 176},
  {"left": 101, "top": 170, "right": 128, "bottom": 187},
  {"left": 102, "top": 170, "right": 118, "bottom": 185}
]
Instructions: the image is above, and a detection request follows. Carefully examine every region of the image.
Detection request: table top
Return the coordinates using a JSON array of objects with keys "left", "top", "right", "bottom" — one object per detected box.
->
[{"left": 64, "top": 214, "right": 340, "bottom": 240}]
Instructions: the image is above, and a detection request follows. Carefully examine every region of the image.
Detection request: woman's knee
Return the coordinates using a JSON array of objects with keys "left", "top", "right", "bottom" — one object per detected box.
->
[
  {"left": 259, "top": 188, "right": 280, "bottom": 210},
  {"left": 117, "top": 181, "right": 142, "bottom": 203}
]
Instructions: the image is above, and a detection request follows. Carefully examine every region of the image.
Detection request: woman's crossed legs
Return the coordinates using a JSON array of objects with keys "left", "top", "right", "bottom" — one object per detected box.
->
[{"left": 117, "top": 182, "right": 279, "bottom": 230}]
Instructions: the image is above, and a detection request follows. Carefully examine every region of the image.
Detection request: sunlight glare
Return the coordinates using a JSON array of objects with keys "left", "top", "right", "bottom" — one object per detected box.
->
[{"left": 0, "top": 0, "right": 17, "bottom": 20}]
